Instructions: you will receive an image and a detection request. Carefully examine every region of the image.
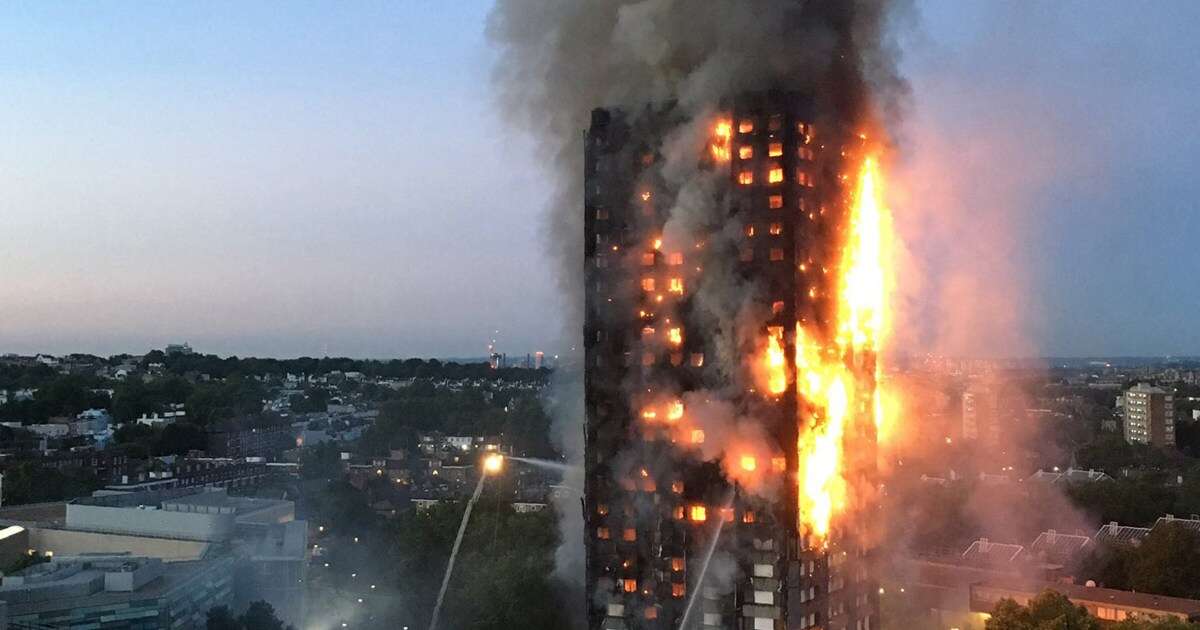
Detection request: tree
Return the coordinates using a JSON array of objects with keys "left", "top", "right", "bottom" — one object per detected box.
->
[
  {"left": 205, "top": 601, "right": 292, "bottom": 630},
  {"left": 986, "top": 590, "right": 1099, "bottom": 630},
  {"left": 1129, "top": 523, "right": 1200, "bottom": 598},
  {"left": 206, "top": 605, "right": 240, "bottom": 630},
  {"left": 238, "top": 601, "right": 288, "bottom": 630},
  {"left": 155, "top": 422, "right": 206, "bottom": 456}
]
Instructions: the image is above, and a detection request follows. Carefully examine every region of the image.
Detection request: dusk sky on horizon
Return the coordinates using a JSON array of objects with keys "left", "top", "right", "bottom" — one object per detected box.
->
[{"left": 2, "top": 1, "right": 1198, "bottom": 359}]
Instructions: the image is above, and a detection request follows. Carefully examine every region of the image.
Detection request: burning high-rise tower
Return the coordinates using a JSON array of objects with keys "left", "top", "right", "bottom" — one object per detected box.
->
[{"left": 583, "top": 91, "right": 888, "bottom": 629}]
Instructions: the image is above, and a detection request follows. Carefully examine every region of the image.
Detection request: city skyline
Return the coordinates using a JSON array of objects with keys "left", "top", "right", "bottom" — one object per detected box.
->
[{"left": 2, "top": 1, "right": 1199, "bottom": 359}]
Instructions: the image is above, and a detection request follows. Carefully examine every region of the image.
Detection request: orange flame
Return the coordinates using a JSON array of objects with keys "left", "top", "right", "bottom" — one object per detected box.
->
[
  {"left": 795, "top": 152, "right": 892, "bottom": 548},
  {"left": 710, "top": 121, "right": 732, "bottom": 162},
  {"left": 764, "top": 327, "right": 787, "bottom": 395}
]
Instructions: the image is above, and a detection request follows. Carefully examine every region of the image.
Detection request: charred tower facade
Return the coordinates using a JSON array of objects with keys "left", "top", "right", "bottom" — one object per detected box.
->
[{"left": 584, "top": 92, "right": 880, "bottom": 630}]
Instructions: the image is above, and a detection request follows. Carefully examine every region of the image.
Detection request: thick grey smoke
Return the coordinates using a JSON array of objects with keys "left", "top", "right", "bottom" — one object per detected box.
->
[{"left": 487, "top": 0, "right": 912, "bottom": 619}]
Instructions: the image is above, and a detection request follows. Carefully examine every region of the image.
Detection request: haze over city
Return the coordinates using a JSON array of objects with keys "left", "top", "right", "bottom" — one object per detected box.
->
[{"left": 3, "top": 1, "right": 1198, "bottom": 359}]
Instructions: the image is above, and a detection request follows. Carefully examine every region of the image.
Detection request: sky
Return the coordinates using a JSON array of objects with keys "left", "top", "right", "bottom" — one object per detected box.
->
[{"left": 0, "top": 1, "right": 1198, "bottom": 359}]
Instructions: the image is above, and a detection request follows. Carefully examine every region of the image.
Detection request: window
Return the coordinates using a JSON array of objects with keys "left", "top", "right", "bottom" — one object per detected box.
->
[
  {"left": 690, "top": 505, "right": 707, "bottom": 521},
  {"left": 623, "top": 528, "right": 637, "bottom": 542},
  {"left": 597, "top": 527, "right": 610, "bottom": 540},
  {"left": 641, "top": 252, "right": 655, "bottom": 266},
  {"left": 740, "top": 247, "right": 754, "bottom": 262},
  {"left": 738, "top": 119, "right": 755, "bottom": 133},
  {"left": 772, "top": 300, "right": 785, "bottom": 315},
  {"left": 622, "top": 578, "right": 638, "bottom": 593},
  {"left": 743, "top": 510, "right": 756, "bottom": 524},
  {"left": 642, "top": 352, "right": 655, "bottom": 366},
  {"left": 668, "top": 252, "right": 683, "bottom": 265},
  {"left": 768, "top": 166, "right": 784, "bottom": 183},
  {"left": 796, "top": 169, "right": 812, "bottom": 187},
  {"left": 770, "top": 248, "right": 785, "bottom": 261},
  {"left": 738, "top": 171, "right": 754, "bottom": 185},
  {"left": 769, "top": 194, "right": 784, "bottom": 209},
  {"left": 768, "top": 114, "right": 783, "bottom": 131},
  {"left": 667, "top": 327, "right": 683, "bottom": 345},
  {"left": 691, "top": 429, "right": 705, "bottom": 444},
  {"left": 641, "top": 152, "right": 654, "bottom": 165},
  {"left": 673, "top": 506, "right": 684, "bottom": 520},
  {"left": 641, "top": 277, "right": 655, "bottom": 291},
  {"left": 596, "top": 207, "right": 609, "bottom": 219},
  {"left": 672, "top": 582, "right": 686, "bottom": 598},
  {"left": 644, "top": 607, "right": 658, "bottom": 620},
  {"left": 668, "top": 278, "right": 684, "bottom": 294},
  {"left": 739, "top": 145, "right": 754, "bottom": 159},
  {"left": 768, "top": 142, "right": 783, "bottom": 157},
  {"left": 745, "top": 224, "right": 756, "bottom": 238},
  {"left": 690, "top": 353, "right": 704, "bottom": 367},
  {"left": 597, "top": 504, "right": 609, "bottom": 515},
  {"left": 798, "top": 147, "right": 814, "bottom": 160},
  {"left": 769, "top": 222, "right": 783, "bottom": 236},
  {"left": 671, "top": 480, "right": 684, "bottom": 494}
]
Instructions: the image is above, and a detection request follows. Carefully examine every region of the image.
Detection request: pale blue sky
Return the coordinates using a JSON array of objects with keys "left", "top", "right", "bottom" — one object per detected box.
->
[{"left": 1, "top": 1, "right": 1198, "bottom": 358}]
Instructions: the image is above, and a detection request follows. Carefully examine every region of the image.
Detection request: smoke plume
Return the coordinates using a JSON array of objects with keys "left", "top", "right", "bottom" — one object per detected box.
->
[{"left": 487, "top": 0, "right": 912, "bottom": 620}]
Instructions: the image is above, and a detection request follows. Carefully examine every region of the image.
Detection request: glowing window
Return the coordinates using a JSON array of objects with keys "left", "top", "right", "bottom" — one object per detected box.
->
[
  {"left": 720, "top": 508, "right": 735, "bottom": 522},
  {"left": 668, "top": 278, "right": 684, "bottom": 294},
  {"left": 671, "top": 481, "right": 684, "bottom": 494},
  {"left": 597, "top": 527, "right": 610, "bottom": 540},
  {"left": 641, "top": 478, "right": 656, "bottom": 492},
  {"left": 667, "top": 400, "right": 684, "bottom": 421},
  {"left": 772, "top": 457, "right": 787, "bottom": 472},
  {"left": 667, "top": 327, "right": 683, "bottom": 345},
  {"left": 769, "top": 223, "right": 783, "bottom": 236},
  {"left": 738, "top": 171, "right": 754, "bottom": 185},
  {"left": 745, "top": 224, "right": 756, "bottom": 238},
  {"left": 641, "top": 252, "right": 655, "bottom": 266},
  {"left": 738, "top": 119, "right": 755, "bottom": 133},
  {"left": 623, "top": 528, "right": 637, "bottom": 542},
  {"left": 622, "top": 578, "right": 638, "bottom": 593},
  {"left": 768, "top": 166, "right": 784, "bottom": 184},
  {"left": 691, "top": 429, "right": 705, "bottom": 444},
  {"left": 670, "top": 352, "right": 683, "bottom": 366},
  {"left": 641, "top": 408, "right": 657, "bottom": 421},
  {"left": 672, "top": 582, "right": 686, "bottom": 598},
  {"left": 772, "top": 300, "right": 785, "bottom": 315},
  {"left": 769, "top": 195, "right": 784, "bottom": 209},
  {"left": 597, "top": 504, "right": 609, "bottom": 515},
  {"left": 641, "top": 278, "right": 655, "bottom": 291},
  {"left": 770, "top": 248, "right": 785, "bottom": 261},
  {"left": 641, "top": 191, "right": 652, "bottom": 202},
  {"left": 642, "top": 352, "right": 655, "bottom": 366},
  {"left": 798, "top": 147, "right": 814, "bottom": 160},
  {"left": 739, "top": 247, "right": 754, "bottom": 262},
  {"left": 690, "top": 505, "right": 707, "bottom": 522},
  {"left": 768, "top": 142, "right": 783, "bottom": 157},
  {"left": 668, "top": 252, "right": 683, "bottom": 266},
  {"left": 644, "top": 607, "right": 658, "bottom": 620},
  {"left": 642, "top": 326, "right": 655, "bottom": 338},
  {"left": 673, "top": 506, "right": 685, "bottom": 520},
  {"left": 796, "top": 169, "right": 812, "bottom": 187},
  {"left": 743, "top": 510, "right": 756, "bottom": 524},
  {"left": 690, "top": 353, "right": 704, "bottom": 367},
  {"left": 596, "top": 208, "right": 609, "bottom": 220},
  {"left": 739, "top": 145, "right": 754, "bottom": 159}
]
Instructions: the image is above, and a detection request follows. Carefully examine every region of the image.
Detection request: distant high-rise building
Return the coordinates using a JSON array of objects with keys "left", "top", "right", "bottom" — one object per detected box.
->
[
  {"left": 962, "top": 385, "right": 1000, "bottom": 446},
  {"left": 1122, "top": 383, "right": 1175, "bottom": 447}
]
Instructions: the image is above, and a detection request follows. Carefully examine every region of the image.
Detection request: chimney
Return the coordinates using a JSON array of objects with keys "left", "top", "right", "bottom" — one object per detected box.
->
[
  {"left": 1047, "top": 529, "right": 1057, "bottom": 544},
  {"left": 1108, "top": 521, "right": 1118, "bottom": 535},
  {"left": 979, "top": 538, "right": 990, "bottom": 553}
]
